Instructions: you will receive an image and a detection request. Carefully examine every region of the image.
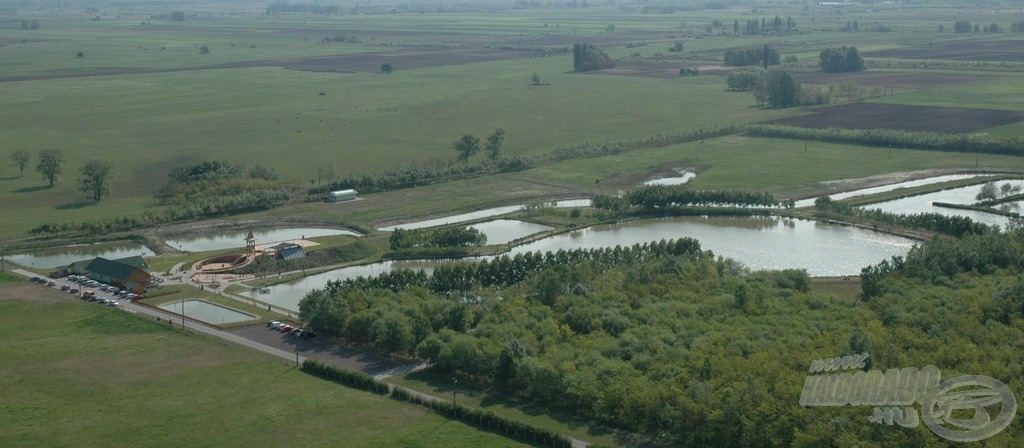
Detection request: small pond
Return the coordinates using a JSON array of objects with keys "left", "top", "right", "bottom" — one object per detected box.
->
[
  {"left": 863, "top": 179, "right": 1024, "bottom": 228},
  {"left": 378, "top": 199, "right": 591, "bottom": 231},
  {"left": 643, "top": 171, "right": 696, "bottom": 186},
  {"left": 166, "top": 227, "right": 360, "bottom": 253},
  {"left": 469, "top": 219, "right": 554, "bottom": 245},
  {"left": 8, "top": 244, "right": 154, "bottom": 269},
  {"left": 793, "top": 174, "right": 981, "bottom": 208},
  {"left": 159, "top": 300, "right": 257, "bottom": 325}
]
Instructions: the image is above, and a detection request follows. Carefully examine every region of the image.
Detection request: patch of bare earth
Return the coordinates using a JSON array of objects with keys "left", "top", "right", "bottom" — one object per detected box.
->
[
  {"left": 763, "top": 103, "right": 1024, "bottom": 133},
  {"left": 864, "top": 39, "right": 1024, "bottom": 62},
  {"left": 788, "top": 70, "right": 991, "bottom": 89}
]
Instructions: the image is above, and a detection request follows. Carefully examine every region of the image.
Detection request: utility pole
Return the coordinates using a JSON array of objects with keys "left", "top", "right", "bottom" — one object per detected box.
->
[
  {"left": 452, "top": 376, "right": 458, "bottom": 405},
  {"left": 181, "top": 296, "right": 185, "bottom": 328},
  {"left": 295, "top": 341, "right": 300, "bottom": 367}
]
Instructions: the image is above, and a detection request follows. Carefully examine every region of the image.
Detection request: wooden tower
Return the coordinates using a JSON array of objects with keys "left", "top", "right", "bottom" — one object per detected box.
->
[{"left": 245, "top": 230, "right": 257, "bottom": 257}]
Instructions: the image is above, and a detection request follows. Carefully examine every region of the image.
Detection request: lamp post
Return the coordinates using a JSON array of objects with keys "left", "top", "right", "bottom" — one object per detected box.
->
[
  {"left": 180, "top": 296, "right": 185, "bottom": 328},
  {"left": 295, "top": 340, "right": 300, "bottom": 367},
  {"left": 452, "top": 376, "right": 458, "bottom": 405}
]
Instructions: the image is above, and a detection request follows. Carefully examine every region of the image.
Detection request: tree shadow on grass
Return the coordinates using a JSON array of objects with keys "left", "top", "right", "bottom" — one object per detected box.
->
[
  {"left": 13, "top": 185, "right": 49, "bottom": 193},
  {"left": 55, "top": 201, "right": 97, "bottom": 210},
  {"left": 0, "top": 176, "right": 20, "bottom": 182},
  {"left": 404, "top": 370, "right": 620, "bottom": 441}
]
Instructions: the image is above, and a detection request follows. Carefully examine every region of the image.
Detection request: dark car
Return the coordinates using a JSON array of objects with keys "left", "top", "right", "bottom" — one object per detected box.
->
[{"left": 60, "top": 285, "right": 70, "bottom": 291}]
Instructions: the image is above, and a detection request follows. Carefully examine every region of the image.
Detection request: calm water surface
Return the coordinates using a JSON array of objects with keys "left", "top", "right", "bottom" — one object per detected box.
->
[
  {"left": 8, "top": 244, "right": 154, "bottom": 269},
  {"left": 166, "top": 227, "right": 359, "bottom": 253}
]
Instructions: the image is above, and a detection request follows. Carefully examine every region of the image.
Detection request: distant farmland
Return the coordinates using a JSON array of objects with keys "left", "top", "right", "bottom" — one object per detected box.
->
[{"left": 763, "top": 103, "right": 1024, "bottom": 133}]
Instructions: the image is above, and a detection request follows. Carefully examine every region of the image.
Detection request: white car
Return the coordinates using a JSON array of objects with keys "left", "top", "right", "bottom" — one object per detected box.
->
[
  {"left": 106, "top": 300, "right": 120, "bottom": 307},
  {"left": 268, "top": 321, "right": 282, "bottom": 329}
]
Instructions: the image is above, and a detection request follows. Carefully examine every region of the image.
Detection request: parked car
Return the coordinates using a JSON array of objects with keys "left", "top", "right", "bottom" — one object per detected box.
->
[
  {"left": 69, "top": 288, "right": 79, "bottom": 294},
  {"left": 268, "top": 321, "right": 281, "bottom": 329},
  {"left": 60, "top": 285, "right": 70, "bottom": 291},
  {"left": 107, "top": 300, "right": 119, "bottom": 307},
  {"left": 279, "top": 325, "right": 293, "bottom": 333},
  {"left": 47, "top": 280, "right": 56, "bottom": 286},
  {"left": 300, "top": 330, "right": 316, "bottom": 339},
  {"left": 290, "top": 328, "right": 304, "bottom": 337}
]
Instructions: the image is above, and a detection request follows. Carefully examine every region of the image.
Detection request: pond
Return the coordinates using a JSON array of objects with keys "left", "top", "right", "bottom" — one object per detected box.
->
[
  {"left": 166, "top": 227, "right": 360, "bottom": 253},
  {"left": 470, "top": 219, "right": 554, "bottom": 245},
  {"left": 792, "top": 174, "right": 980, "bottom": 208},
  {"left": 863, "top": 179, "right": 1024, "bottom": 228},
  {"left": 7, "top": 244, "right": 155, "bottom": 269},
  {"left": 159, "top": 300, "right": 257, "bottom": 325},
  {"left": 378, "top": 199, "right": 591, "bottom": 231},
  {"left": 251, "top": 216, "right": 914, "bottom": 311},
  {"left": 241, "top": 259, "right": 440, "bottom": 311},
  {"left": 643, "top": 171, "right": 697, "bottom": 186}
]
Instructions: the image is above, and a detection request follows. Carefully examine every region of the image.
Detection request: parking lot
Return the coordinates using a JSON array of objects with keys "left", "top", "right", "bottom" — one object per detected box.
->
[{"left": 228, "top": 323, "right": 401, "bottom": 375}]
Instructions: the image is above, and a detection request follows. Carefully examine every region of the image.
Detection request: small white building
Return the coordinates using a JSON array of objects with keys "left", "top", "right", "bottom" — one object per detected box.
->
[{"left": 326, "top": 189, "right": 358, "bottom": 203}]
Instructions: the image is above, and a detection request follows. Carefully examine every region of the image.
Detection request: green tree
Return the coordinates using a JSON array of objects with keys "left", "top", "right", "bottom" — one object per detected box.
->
[
  {"left": 756, "top": 69, "right": 801, "bottom": 108},
  {"left": 36, "top": 149, "right": 64, "bottom": 187},
  {"left": 453, "top": 134, "right": 480, "bottom": 162},
  {"left": 199, "top": 45, "right": 210, "bottom": 54},
  {"left": 381, "top": 63, "right": 393, "bottom": 74},
  {"left": 79, "top": 159, "right": 113, "bottom": 201},
  {"left": 10, "top": 150, "right": 30, "bottom": 177},
  {"left": 485, "top": 129, "right": 505, "bottom": 160},
  {"left": 171, "top": 11, "right": 186, "bottom": 22}
]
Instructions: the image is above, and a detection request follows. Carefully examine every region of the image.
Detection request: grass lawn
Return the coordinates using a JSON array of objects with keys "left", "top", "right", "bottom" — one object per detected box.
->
[
  {"left": 392, "top": 370, "right": 624, "bottom": 447},
  {"left": 0, "top": 283, "right": 529, "bottom": 448}
]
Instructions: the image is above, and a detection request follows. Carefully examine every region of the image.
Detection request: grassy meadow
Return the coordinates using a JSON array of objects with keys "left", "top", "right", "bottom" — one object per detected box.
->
[
  {"left": 1, "top": 1, "right": 1022, "bottom": 241},
  {"left": 0, "top": 283, "right": 529, "bottom": 448}
]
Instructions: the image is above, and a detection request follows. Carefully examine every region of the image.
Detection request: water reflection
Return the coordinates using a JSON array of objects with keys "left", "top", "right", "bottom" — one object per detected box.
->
[
  {"left": 378, "top": 199, "right": 592, "bottom": 231},
  {"left": 865, "top": 179, "right": 1024, "bottom": 228},
  {"left": 470, "top": 219, "right": 554, "bottom": 245},
  {"left": 8, "top": 244, "right": 154, "bottom": 269},
  {"left": 793, "top": 174, "right": 980, "bottom": 208},
  {"left": 252, "top": 216, "right": 913, "bottom": 311},
  {"left": 166, "top": 227, "right": 359, "bottom": 253}
]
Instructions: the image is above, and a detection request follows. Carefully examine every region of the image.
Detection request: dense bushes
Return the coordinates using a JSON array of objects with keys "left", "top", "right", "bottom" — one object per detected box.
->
[
  {"left": 572, "top": 43, "right": 616, "bottom": 72},
  {"left": 389, "top": 226, "right": 487, "bottom": 251},
  {"left": 723, "top": 45, "right": 779, "bottom": 67},
  {"left": 301, "top": 359, "right": 389, "bottom": 395},
  {"left": 593, "top": 185, "right": 790, "bottom": 213},
  {"left": 389, "top": 386, "right": 572, "bottom": 448},
  {"left": 818, "top": 46, "right": 865, "bottom": 72},
  {"left": 813, "top": 196, "right": 993, "bottom": 237}
]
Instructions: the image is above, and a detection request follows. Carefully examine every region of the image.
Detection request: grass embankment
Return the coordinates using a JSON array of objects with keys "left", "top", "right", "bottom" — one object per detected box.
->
[{"left": 0, "top": 283, "right": 528, "bottom": 448}]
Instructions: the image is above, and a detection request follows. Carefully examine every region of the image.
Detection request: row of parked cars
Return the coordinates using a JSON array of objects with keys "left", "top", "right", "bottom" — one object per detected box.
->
[
  {"left": 67, "top": 275, "right": 142, "bottom": 301},
  {"left": 31, "top": 276, "right": 80, "bottom": 294},
  {"left": 267, "top": 320, "right": 315, "bottom": 338}
]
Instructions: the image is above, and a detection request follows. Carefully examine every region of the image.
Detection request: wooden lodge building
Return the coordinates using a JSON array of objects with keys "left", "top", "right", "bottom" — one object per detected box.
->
[{"left": 61, "top": 255, "right": 153, "bottom": 293}]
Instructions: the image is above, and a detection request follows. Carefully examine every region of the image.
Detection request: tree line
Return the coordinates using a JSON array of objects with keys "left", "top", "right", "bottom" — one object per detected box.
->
[
  {"left": 813, "top": 196, "right": 993, "bottom": 238},
  {"left": 592, "top": 185, "right": 789, "bottom": 213},
  {"left": 9, "top": 149, "right": 114, "bottom": 201},
  {"left": 572, "top": 43, "right": 616, "bottom": 72},
  {"left": 722, "top": 45, "right": 779, "bottom": 67},
  {"left": 389, "top": 226, "right": 488, "bottom": 252},
  {"left": 744, "top": 124, "right": 1024, "bottom": 156}
]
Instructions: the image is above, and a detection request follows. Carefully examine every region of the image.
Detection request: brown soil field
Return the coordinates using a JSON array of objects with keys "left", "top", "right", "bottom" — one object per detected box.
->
[
  {"left": 585, "top": 61, "right": 684, "bottom": 78},
  {"left": 763, "top": 103, "right": 1024, "bottom": 133},
  {"left": 864, "top": 38, "right": 1024, "bottom": 62},
  {"left": 788, "top": 69, "right": 991, "bottom": 88}
]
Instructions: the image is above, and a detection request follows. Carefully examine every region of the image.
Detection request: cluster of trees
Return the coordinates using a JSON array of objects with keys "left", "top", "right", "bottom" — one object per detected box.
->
[
  {"left": 9, "top": 149, "right": 115, "bottom": 201},
  {"left": 813, "top": 196, "right": 993, "bottom": 237},
  {"left": 722, "top": 45, "right": 779, "bottom": 67},
  {"left": 572, "top": 43, "right": 616, "bottom": 72},
  {"left": 733, "top": 16, "right": 796, "bottom": 35},
  {"left": 744, "top": 124, "right": 1024, "bottom": 157},
  {"left": 678, "top": 66, "right": 699, "bottom": 77},
  {"left": 592, "top": 185, "right": 787, "bottom": 213},
  {"left": 389, "top": 226, "right": 487, "bottom": 252},
  {"left": 339, "top": 239, "right": 706, "bottom": 296},
  {"left": 952, "top": 21, "right": 1003, "bottom": 33},
  {"left": 170, "top": 11, "right": 186, "bottom": 21},
  {"left": 976, "top": 181, "right": 1023, "bottom": 202},
  {"left": 454, "top": 129, "right": 505, "bottom": 162},
  {"left": 266, "top": 1, "right": 339, "bottom": 14},
  {"left": 725, "top": 69, "right": 804, "bottom": 107},
  {"left": 19, "top": 20, "right": 40, "bottom": 30},
  {"left": 158, "top": 160, "right": 282, "bottom": 205},
  {"left": 861, "top": 223, "right": 1024, "bottom": 302},
  {"left": 818, "top": 46, "right": 865, "bottom": 73},
  {"left": 1012, "top": 22, "right": 1024, "bottom": 33}
]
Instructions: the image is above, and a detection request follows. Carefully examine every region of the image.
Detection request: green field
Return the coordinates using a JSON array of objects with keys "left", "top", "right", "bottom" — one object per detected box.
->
[{"left": 0, "top": 284, "right": 529, "bottom": 448}]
